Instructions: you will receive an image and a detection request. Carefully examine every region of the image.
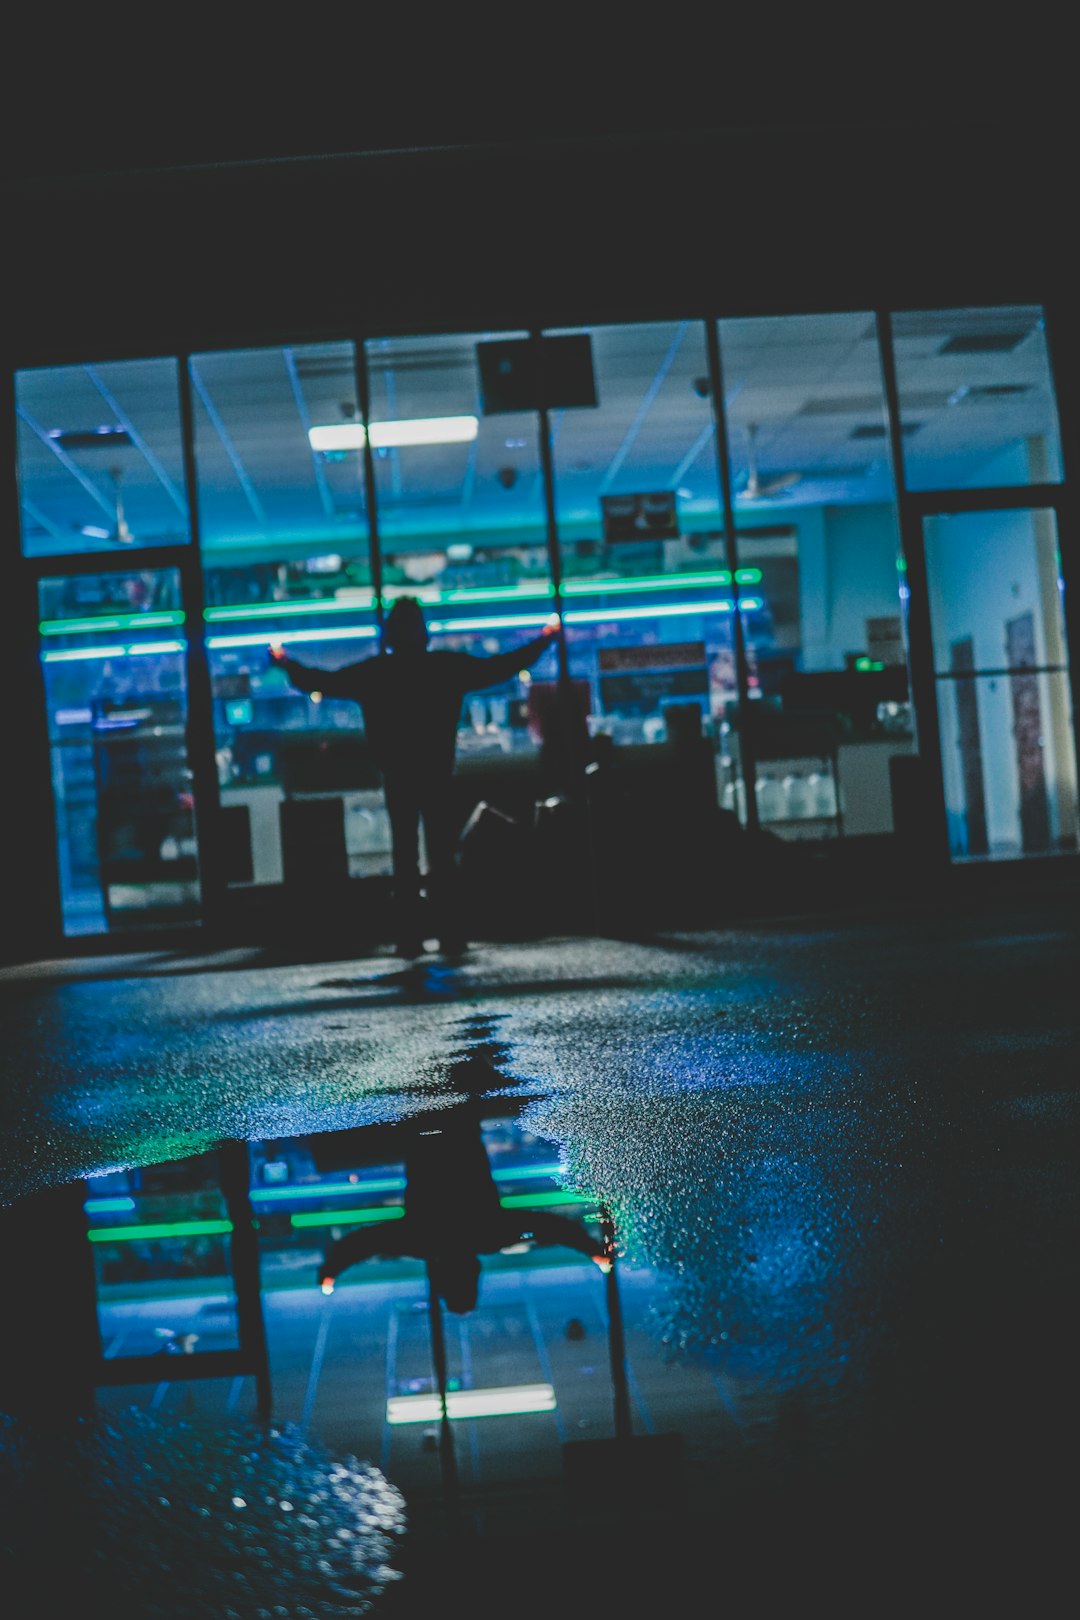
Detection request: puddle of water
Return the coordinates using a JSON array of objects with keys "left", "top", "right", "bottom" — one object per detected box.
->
[{"left": 0, "top": 1407, "right": 405, "bottom": 1616}]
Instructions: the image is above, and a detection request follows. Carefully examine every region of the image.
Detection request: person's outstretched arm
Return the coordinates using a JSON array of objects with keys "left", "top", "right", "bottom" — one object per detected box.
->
[
  {"left": 461, "top": 618, "right": 559, "bottom": 692},
  {"left": 268, "top": 644, "right": 371, "bottom": 700},
  {"left": 318, "top": 1218, "right": 413, "bottom": 1292}
]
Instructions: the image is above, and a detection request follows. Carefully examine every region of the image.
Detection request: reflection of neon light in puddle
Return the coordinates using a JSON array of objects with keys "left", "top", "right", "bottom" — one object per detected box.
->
[
  {"left": 250, "top": 1163, "right": 563, "bottom": 1203},
  {"left": 290, "top": 1206, "right": 405, "bottom": 1230},
  {"left": 87, "top": 1218, "right": 232, "bottom": 1242},
  {"left": 387, "top": 1384, "right": 556, "bottom": 1424},
  {"left": 291, "top": 1191, "right": 595, "bottom": 1230}
]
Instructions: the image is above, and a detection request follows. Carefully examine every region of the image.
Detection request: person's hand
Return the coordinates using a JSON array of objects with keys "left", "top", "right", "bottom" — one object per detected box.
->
[
  {"left": 542, "top": 613, "right": 561, "bottom": 637},
  {"left": 267, "top": 642, "right": 286, "bottom": 665}
]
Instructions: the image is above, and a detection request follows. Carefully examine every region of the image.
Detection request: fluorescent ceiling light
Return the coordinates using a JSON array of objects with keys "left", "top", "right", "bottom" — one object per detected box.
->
[
  {"left": 42, "top": 639, "right": 186, "bottom": 663},
  {"left": 386, "top": 1383, "right": 556, "bottom": 1425},
  {"left": 309, "top": 417, "right": 479, "bottom": 452}
]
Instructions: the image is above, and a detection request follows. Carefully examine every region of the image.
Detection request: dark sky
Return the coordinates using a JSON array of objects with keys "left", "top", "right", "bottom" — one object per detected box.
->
[{"left": 4, "top": 23, "right": 1064, "bottom": 187}]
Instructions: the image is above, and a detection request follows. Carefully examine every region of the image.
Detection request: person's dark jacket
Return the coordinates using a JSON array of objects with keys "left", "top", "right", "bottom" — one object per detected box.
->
[{"left": 278, "top": 635, "right": 554, "bottom": 778}]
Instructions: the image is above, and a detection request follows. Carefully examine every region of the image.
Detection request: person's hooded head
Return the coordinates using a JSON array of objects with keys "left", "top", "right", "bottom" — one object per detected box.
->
[
  {"left": 429, "top": 1253, "right": 481, "bottom": 1314},
  {"left": 384, "top": 596, "right": 428, "bottom": 656}
]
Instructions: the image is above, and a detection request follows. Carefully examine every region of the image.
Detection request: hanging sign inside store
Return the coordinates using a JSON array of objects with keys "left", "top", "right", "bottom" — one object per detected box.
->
[{"left": 601, "top": 491, "right": 679, "bottom": 544}]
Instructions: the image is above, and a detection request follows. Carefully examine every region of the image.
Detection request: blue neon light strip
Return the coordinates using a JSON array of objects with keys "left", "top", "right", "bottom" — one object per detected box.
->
[
  {"left": 42, "top": 639, "right": 186, "bottom": 663},
  {"left": 207, "top": 626, "right": 378, "bottom": 651},
  {"left": 251, "top": 1177, "right": 407, "bottom": 1202}
]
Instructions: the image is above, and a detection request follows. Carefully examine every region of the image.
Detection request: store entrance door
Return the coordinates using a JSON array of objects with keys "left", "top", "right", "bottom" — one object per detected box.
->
[
  {"left": 38, "top": 564, "right": 202, "bottom": 935},
  {"left": 921, "top": 504, "right": 1079, "bottom": 862}
]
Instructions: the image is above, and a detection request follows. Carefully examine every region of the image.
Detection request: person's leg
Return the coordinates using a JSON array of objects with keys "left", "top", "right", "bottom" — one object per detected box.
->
[
  {"left": 384, "top": 777, "right": 424, "bottom": 955},
  {"left": 420, "top": 781, "right": 465, "bottom": 953}
]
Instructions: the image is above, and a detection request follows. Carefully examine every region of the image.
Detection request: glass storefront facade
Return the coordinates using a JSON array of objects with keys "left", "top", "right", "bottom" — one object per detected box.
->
[{"left": 13, "top": 304, "right": 1077, "bottom": 938}]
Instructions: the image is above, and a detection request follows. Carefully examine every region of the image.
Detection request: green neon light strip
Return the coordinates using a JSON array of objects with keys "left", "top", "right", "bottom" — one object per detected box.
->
[
  {"left": 87, "top": 1218, "right": 233, "bottom": 1243},
  {"left": 202, "top": 568, "right": 762, "bottom": 623},
  {"left": 387, "top": 1383, "right": 557, "bottom": 1424},
  {"left": 290, "top": 1206, "right": 405, "bottom": 1230},
  {"left": 39, "top": 611, "right": 186, "bottom": 636}
]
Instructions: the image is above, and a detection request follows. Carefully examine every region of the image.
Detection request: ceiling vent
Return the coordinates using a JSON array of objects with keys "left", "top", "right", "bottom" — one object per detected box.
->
[
  {"left": 49, "top": 428, "right": 132, "bottom": 451},
  {"left": 801, "top": 392, "right": 945, "bottom": 416},
  {"left": 891, "top": 308, "right": 1040, "bottom": 343},
  {"left": 964, "top": 383, "right": 1031, "bottom": 400},
  {"left": 293, "top": 356, "right": 354, "bottom": 379},
  {"left": 938, "top": 332, "right": 1030, "bottom": 355}
]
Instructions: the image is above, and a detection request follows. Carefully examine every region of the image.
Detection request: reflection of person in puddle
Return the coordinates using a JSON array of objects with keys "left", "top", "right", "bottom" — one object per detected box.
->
[{"left": 318, "top": 1105, "right": 610, "bottom": 1314}]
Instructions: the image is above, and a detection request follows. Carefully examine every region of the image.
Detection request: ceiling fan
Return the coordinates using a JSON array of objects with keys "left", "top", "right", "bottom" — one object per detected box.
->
[
  {"left": 106, "top": 465, "right": 136, "bottom": 543},
  {"left": 735, "top": 423, "right": 801, "bottom": 501}
]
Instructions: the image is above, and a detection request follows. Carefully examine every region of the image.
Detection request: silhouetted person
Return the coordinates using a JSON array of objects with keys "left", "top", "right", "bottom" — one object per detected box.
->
[
  {"left": 318, "top": 1101, "right": 610, "bottom": 1314},
  {"left": 270, "top": 597, "right": 557, "bottom": 956}
]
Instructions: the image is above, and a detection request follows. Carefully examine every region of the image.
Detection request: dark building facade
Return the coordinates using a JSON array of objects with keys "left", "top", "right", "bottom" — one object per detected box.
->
[{"left": 4, "top": 116, "right": 1078, "bottom": 953}]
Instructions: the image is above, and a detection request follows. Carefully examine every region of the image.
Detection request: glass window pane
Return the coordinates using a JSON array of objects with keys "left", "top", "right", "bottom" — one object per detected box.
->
[
  {"left": 194, "top": 342, "right": 382, "bottom": 886},
  {"left": 544, "top": 319, "right": 755, "bottom": 857},
  {"left": 87, "top": 1152, "right": 241, "bottom": 1360},
  {"left": 366, "top": 330, "right": 554, "bottom": 767},
  {"left": 16, "top": 357, "right": 190, "bottom": 558},
  {"left": 891, "top": 305, "right": 1063, "bottom": 491},
  {"left": 39, "top": 567, "right": 199, "bottom": 935},
  {"left": 924, "top": 507, "right": 1078, "bottom": 860},
  {"left": 717, "top": 311, "right": 910, "bottom": 838}
]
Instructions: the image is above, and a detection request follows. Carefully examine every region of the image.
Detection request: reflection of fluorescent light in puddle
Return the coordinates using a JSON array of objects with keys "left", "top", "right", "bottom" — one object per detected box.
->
[
  {"left": 387, "top": 1384, "right": 556, "bottom": 1424},
  {"left": 309, "top": 417, "right": 478, "bottom": 451}
]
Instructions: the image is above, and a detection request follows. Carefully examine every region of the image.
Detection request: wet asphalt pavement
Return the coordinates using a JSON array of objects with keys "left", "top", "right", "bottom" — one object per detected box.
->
[{"left": 1, "top": 898, "right": 1078, "bottom": 1612}]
